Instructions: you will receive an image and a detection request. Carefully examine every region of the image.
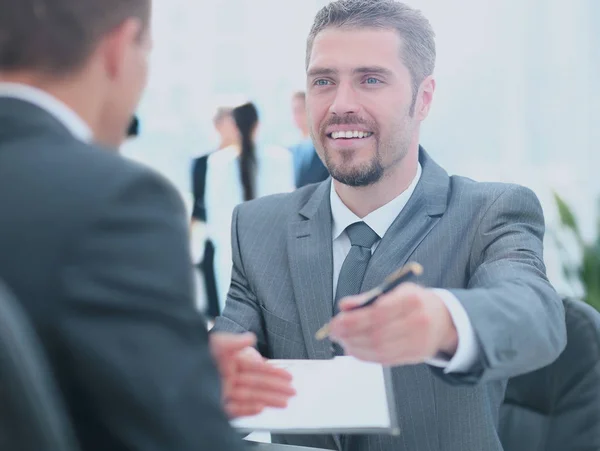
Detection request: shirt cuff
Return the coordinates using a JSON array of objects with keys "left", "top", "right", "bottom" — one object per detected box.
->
[{"left": 425, "top": 289, "right": 479, "bottom": 373}]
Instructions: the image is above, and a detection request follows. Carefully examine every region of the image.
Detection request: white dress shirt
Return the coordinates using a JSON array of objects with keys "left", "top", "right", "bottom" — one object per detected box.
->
[
  {"left": 0, "top": 82, "right": 92, "bottom": 143},
  {"left": 330, "top": 163, "right": 478, "bottom": 373}
]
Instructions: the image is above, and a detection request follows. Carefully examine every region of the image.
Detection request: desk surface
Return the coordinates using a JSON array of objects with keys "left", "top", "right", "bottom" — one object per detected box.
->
[{"left": 245, "top": 441, "right": 331, "bottom": 451}]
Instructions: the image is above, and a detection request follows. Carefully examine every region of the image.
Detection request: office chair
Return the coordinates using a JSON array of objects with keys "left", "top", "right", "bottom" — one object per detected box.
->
[
  {"left": 0, "top": 280, "right": 79, "bottom": 451},
  {"left": 499, "top": 297, "right": 600, "bottom": 451}
]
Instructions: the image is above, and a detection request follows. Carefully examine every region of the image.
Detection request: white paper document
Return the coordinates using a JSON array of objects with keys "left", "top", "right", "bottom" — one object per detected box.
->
[{"left": 232, "top": 356, "right": 399, "bottom": 435}]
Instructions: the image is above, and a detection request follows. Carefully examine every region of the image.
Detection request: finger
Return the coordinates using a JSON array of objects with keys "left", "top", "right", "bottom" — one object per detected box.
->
[
  {"left": 335, "top": 318, "right": 415, "bottom": 357},
  {"left": 378, "top": 283, "right": 423, "bottom": 313},
  {"left": 330, "top": 303, "right": 398, "bottom": 340},
  {"left": 337, "top": 282, "right": 421, "bottom": 312},
  {"left": 342, "top": 347, "right": 382, "bottom": 364},
  {"left": 337, "top": 291, "right": 373, "bottom": 311},
  {"left": 238, "top": 358, "right": 293, "bottom": 380},
  {"left": 222, "top": 373, "right": 295, "bottom": 402},
  {"left": 329, "top": 308, "right": 377, "bottom": 339},
  {"left": 239, "top": 346, "right": 265, "bottom": 362},
  {"left": 342, "top": 325, "right": 429, "bottom": 366},
  {"left": 335, "top": 286, "right": 423, "bottom": 335},
  {"left": 227, "top": 387, "right": 293, "bottom": 408},
  {"left": 210, "top": 332, "right": 257, "bottom": 357},
  {"left": 232, "top": 372, "right": 296, "bottom": 396}
]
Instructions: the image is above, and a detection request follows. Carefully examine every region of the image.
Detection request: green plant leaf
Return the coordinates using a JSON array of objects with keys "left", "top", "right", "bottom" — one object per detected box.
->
[
  {"left": 581, "top": 245, "right": 600, "bottom": 312},
  {"left": 553, "top": 192, "right": 583, "bottom": 242}
]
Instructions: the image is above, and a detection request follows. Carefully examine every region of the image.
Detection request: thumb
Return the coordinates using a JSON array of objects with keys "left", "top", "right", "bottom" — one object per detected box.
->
[{"left": 337, "top": 293, "right": 370, "bottom": 312}]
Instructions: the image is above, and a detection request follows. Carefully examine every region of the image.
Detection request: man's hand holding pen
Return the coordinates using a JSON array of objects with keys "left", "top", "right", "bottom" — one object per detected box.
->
[{"left": 328, "top": 283, "right": 459, "bottom": 366}]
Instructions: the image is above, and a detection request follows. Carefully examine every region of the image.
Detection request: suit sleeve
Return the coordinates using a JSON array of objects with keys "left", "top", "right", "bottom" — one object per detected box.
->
[
  {"left": 433, "top": 185, "right": 567, "bottom": 385},
  {"left": 56, "top": 169, "right": 246, "bottom": 451},
  {"left": 212, "top": 206, "right": 269, "bottom": 356}
]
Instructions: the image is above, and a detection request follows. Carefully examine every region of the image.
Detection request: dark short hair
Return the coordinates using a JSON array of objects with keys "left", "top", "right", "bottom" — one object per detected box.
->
[
  {"left": 307, "top": 0, "right": 435, "bottom": 105},
  {"left": 0, "top": 0, "right": 151, "bottom": 75}
]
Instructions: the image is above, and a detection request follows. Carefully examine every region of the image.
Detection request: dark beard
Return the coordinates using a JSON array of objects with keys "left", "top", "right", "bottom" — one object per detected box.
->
[
  {"left": 326, "top": 154, "right": 385, "bottom": 187},
  {"left": 318, "top": 115, "right": 383, "bottom": 186}
]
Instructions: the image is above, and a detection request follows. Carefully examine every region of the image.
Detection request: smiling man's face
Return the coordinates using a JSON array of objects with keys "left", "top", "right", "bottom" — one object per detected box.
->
[{"left": 306, "top": 27, "right": 420, "bottom": 187}]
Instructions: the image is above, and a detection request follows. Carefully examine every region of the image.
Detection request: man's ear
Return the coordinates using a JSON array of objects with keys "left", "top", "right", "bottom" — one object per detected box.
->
[
  {"left": 416, "top": 75, "right": 436, "bottom": 120},
  {"left": 99, "top": 18, "right": 143, "bottom": 80}
]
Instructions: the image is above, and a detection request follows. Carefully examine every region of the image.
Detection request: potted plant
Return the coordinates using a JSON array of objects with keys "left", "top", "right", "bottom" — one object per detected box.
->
[{"left": 552, "top": 192, "right": 600, "bottom": 312}]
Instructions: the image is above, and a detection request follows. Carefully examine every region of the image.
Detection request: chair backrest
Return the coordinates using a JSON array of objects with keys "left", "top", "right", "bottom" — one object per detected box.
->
[
  {"left": 499, "top": 297, "right": 600, "bottom": 451},
  {"left": 0, "top": 280, "right": 79, "bottom": 451}
]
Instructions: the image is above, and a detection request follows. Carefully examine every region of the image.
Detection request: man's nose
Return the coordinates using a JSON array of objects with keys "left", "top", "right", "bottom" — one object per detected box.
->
[{"left": 329, "top": 82, "right": 360, "bottom": 116}]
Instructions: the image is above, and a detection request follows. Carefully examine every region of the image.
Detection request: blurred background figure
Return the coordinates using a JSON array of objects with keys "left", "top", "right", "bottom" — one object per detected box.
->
[
  {"left": 191, "top": 106, "right": 236, "bottom": 318},
  {"left": 204, "top": 102, "right": 294, "bottom": 313},
  {"left": 289, "top": 91, "right": 329, "bottom": 188}
]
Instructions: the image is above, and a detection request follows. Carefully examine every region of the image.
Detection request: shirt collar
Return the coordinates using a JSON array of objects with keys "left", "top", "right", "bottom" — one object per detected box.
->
[
  {"left": 330, "top": 162, "right": 422, "bottom": 241},
  {"left": 0, "top": 82, "right": 93, "bottom": 143}
]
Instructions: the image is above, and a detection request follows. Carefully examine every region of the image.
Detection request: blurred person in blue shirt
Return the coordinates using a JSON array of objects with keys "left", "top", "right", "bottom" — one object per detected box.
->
[{"left": 289, "top": 91, "right": 329, "bottom": 187}]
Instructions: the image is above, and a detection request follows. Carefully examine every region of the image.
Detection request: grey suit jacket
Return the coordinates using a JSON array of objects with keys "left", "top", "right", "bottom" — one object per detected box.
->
[
  {"left": 214, "top": 148, "right": 567, "bottom": 451},
  {"left": 0, "top": 98, "right": 247, "bottom": 451}
]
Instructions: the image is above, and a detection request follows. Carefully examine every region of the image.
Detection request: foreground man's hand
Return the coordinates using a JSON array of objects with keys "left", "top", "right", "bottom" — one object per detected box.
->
[
  {"left": 329, "top": 283, "right": 458, "bottom": 366},
  {"left": 210, "top": 332, "right": 296, "bottom": 418}
]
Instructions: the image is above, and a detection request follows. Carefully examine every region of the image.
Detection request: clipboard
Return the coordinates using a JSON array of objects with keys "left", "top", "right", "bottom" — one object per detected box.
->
[{"left": 231, "top": 357, "right": 400, "bottom": 436}]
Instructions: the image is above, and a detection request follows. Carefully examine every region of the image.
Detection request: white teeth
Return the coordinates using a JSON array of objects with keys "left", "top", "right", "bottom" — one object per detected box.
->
[{"left": 330, "top": 131, "right": 371, "bottom": 139}]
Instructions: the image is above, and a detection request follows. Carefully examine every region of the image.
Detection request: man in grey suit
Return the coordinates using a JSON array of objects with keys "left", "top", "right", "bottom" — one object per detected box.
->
[
  {"left": 214, "top": 1, "right": 567, "bottom": 450},
  {"left": 0, "top": 0, "right": 294, "bottom": 450}
]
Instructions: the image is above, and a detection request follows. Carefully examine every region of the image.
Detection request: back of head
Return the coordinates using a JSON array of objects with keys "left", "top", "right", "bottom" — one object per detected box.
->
[
  {"left": 232, "top": 102, "right": 259, "bottom": 202},
  {"left": 213, "top": 107, "right": 233, "bottom": 125},
  {"left": 307, "top": 0, "right": 435, "bottom": 107},
  {"left": 0, "top": 0, "right": 152, "bottom": 146},
  {"left": 232, "top": 102, "right": 259, "bottom": 137},
  {"left": 213, "top": 106, "right": 238, "bottom": 148}
]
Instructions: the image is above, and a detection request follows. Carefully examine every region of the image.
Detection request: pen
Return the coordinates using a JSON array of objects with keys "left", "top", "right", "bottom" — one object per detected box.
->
[{"left": 315, "top": 262, "right": 423, "bottom": 341}]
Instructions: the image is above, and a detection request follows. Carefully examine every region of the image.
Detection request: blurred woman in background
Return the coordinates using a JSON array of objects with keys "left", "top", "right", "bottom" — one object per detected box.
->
[
  {"left": 204, "top": 102, "right": 295, "bottom": 313},
  {"left": 191, "top": 107, "right": 237, "bottom": 319}
]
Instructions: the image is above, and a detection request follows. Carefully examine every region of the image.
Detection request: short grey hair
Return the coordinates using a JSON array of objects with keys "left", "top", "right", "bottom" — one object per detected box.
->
[{"left": 306, "top": 0, "right": 436, "bottom": 106}]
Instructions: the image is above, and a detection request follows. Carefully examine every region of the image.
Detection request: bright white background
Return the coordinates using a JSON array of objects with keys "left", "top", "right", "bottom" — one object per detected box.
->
[{"left": 122, "top": 0, "right": 599, "bottom": 297}]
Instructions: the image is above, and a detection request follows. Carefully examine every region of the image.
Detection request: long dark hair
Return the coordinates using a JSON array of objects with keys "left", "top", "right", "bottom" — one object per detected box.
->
[{"left": 232, "top": 102, "right": 259, "bottom": 201}]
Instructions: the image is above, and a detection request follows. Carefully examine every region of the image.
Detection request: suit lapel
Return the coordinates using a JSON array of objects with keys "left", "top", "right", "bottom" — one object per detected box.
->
[
  {"left": 362, "top": 148, "right": 451, "bottom": 291},
  {"left": 287, "top": 180, "right": 335, "bottom": 361},
  {"left": 287, "top": 180, "right": 351, "bottom": 451}
]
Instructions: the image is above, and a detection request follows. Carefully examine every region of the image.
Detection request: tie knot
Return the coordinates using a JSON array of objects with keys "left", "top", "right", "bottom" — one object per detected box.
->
[{"left": 346, "top": 222, "right": 379, "bottom": 249}]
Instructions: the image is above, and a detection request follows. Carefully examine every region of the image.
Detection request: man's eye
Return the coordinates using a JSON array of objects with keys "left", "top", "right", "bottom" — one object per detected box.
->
[
  {"left": 365, "top": 77, "right": 381, "bottom": 84},
  {"left": 314, "top": 79, "right": 331, "bottom": 86}
]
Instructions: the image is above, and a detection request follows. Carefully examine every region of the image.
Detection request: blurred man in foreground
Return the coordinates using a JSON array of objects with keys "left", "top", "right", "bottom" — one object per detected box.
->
[{"left": 0, "top": 0, "right": 294, "bottom": 450}]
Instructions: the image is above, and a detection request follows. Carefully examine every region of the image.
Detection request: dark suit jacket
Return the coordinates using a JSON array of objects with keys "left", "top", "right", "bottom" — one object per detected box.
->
[{"left": 0, "top": 98, "right": 246, "bottom": 451}]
